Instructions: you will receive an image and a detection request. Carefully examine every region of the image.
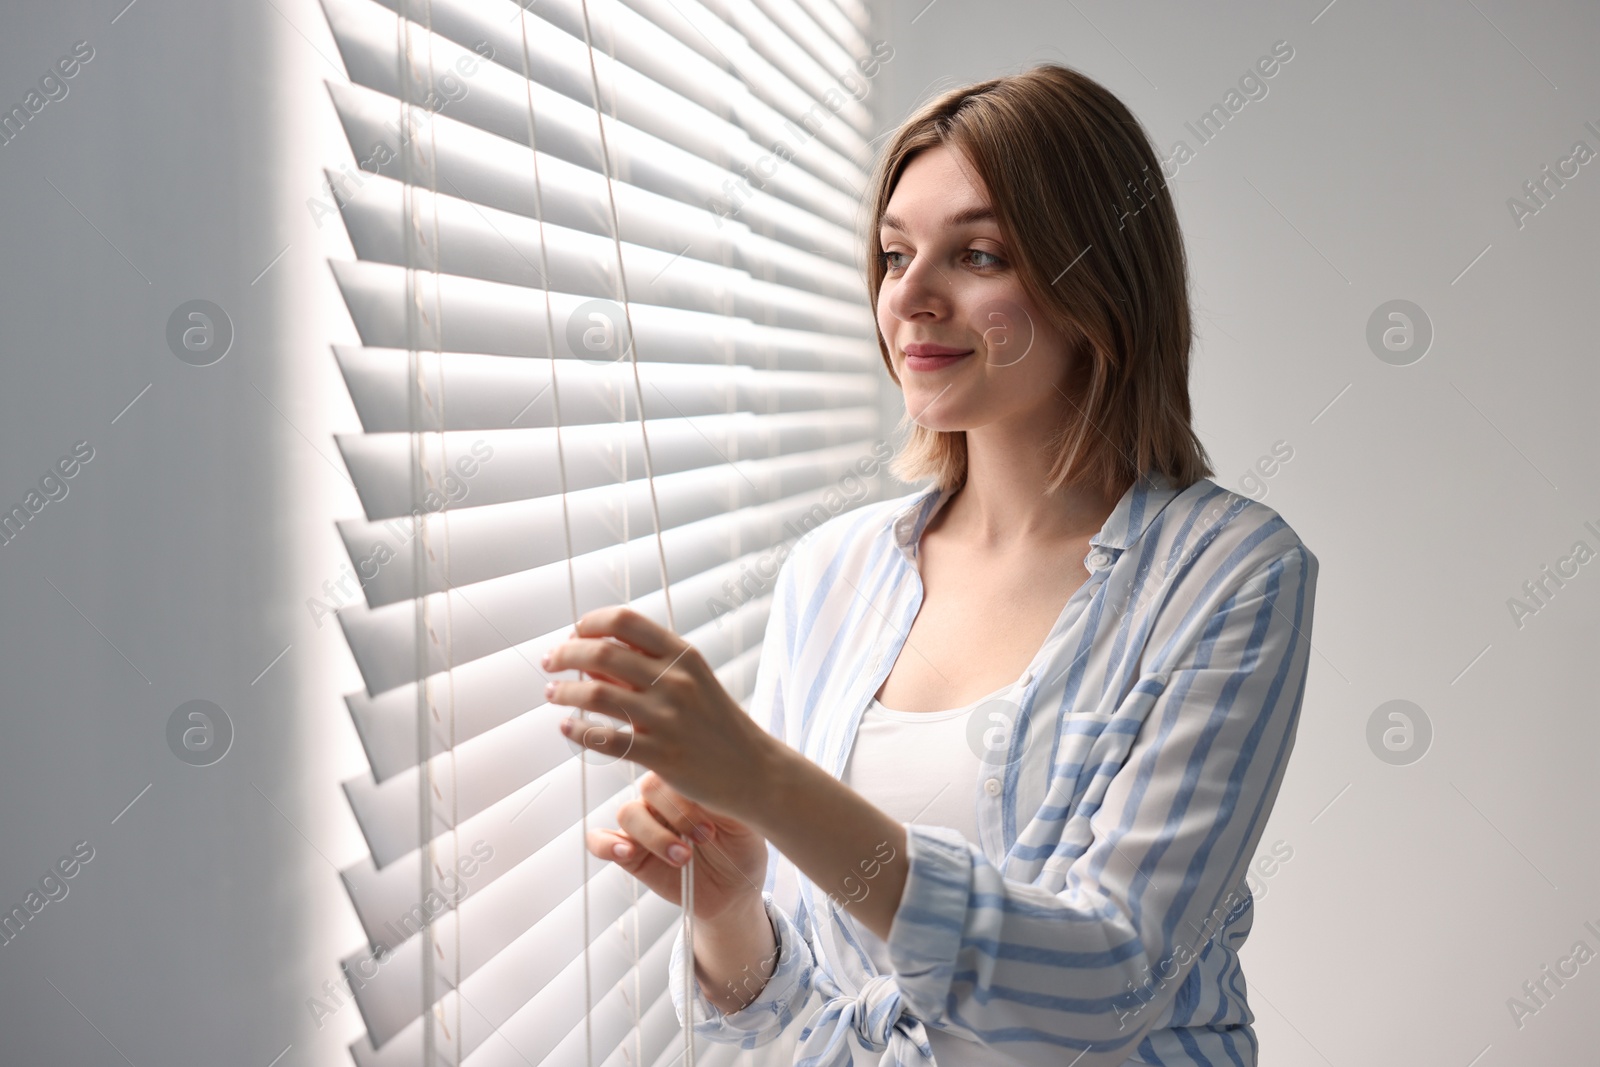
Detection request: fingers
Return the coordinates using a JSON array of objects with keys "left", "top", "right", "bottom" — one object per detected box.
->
[
  {"left": 549, "top": 681, "right": 644, "bottom": 728},
  {"left": 574, "top": 606, "right": 682, "bottom": 661},
  {"left": 640, "top": 772, "right": 713, "bottom": 842},
  {"left": 617, "top": 797, "right": 697, "bottom": 868},
  {"left": 587, "top": 827, "right": 645, "bottom": 870},
  {"left": 558, "top": 708, "right": 642, "bottom": 762},
  {"left": 587, "top": 827, "right": 663, "bottom": 870},
  {"left": 544, "top": 635, "right": 659, "bottom": 691}
]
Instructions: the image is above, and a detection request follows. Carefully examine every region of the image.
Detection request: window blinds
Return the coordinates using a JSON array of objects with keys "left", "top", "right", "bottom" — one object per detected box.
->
[{"left": 315, "top": 0, "right": 884, "bottom": 1064}]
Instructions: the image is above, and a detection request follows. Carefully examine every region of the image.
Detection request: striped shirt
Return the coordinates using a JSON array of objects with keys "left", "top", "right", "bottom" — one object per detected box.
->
[{"left": 669, "top": 471, "right": 1320, "bottom": 1066}]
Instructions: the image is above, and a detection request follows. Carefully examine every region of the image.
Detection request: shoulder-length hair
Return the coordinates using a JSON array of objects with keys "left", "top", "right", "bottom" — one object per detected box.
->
[{"left": 862, "top": 62, "right": 1214, "bottom": 499}]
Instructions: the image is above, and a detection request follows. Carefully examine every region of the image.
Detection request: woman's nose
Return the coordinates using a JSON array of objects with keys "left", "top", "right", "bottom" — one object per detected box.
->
[{"left": 886, "top": 257, "right": 947, "bottom": 321}]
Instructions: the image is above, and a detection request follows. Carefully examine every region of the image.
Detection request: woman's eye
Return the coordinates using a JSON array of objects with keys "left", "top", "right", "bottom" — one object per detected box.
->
[{"left": 878, "top": 248, "right": 1003, "bottom": 271}]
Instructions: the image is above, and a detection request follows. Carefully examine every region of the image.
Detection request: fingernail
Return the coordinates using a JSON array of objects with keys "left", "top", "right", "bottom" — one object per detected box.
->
[
  {"left": 691, "top": 823, "right": 713, "bottom": 842},
  {"left": 541, "top": 650, "right": 552, "bottom": 668},
  {"left": 667, "top": 843, "right": 690, "bottom": 864},
  {"left": 612, "top": 843, "right": 631, "bottom": 860}
]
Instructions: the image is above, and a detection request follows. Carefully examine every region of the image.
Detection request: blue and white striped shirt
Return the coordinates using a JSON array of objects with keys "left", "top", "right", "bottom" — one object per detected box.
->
[{"left": 669, "top": 471, "right": 1319, "bottom": 1066}]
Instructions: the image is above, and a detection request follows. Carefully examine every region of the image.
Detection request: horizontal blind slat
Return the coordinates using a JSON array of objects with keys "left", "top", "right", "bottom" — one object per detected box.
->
[
  {"left": 348, "top": 942, "right": 680, "bottom": 1067},
  {"left": 613, "top": 0, "right": 872, "bottom": 154},
  {"left": 323, "top": 0, "right": 864, "bottom": 229},
  {"left": 334, "top": 346, "right": 874, "bottom": 434},
  {"left": 484, "top": 924, "right": 681, "bottom": 1067},
  {"left": 696, "top": 0, "right": 874, "bottom": 136},
  {"left": 326, "top": 78, "right": 864, "bottom": 266},
  {"left": 343, "top": 801, "right": 683, "bottom": 1047},
  {"left": 336, "top": 408, "right": 876, "bottom": 523},
  {"left": 790, "top": 0, "right": 873, "bottom": 59},
  {"left": 337, "top": 470, "right": 874, "bottom": 696},
  {"left": 335, "top": 174, "right": 874, "bottom": 335},
  {"left": 743, "top": 0, "right": 881, "bottom": 112},
  {"left": 364, "top": 0, "right": 874, "bottom": 201},
  {"left": 340, "top": 444, "right": 883, "bottom": 607},
  {"left": 330, "top": 260, "right": 876, "bottom": 367}
]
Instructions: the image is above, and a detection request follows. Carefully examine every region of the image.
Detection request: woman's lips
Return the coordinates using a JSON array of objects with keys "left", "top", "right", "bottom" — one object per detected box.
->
[
  {"left": 905, "top": 353, "right": 970, "bottom": 371},
  {"left": 902, "top": 344, "right": 973, "bottom": 371}
]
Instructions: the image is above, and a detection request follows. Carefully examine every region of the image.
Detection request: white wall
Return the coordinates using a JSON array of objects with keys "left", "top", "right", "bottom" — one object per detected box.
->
[
  {"left": 870, "top": 0, "right": 1600, "bottom": 1061},
  {"left": 0, "top": 2, "right": 373, "bottom": 1064}
]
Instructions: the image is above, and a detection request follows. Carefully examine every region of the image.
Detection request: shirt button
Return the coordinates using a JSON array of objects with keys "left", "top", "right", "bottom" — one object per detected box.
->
[
  {"left": 1019, "top": 670, "right": 1033, "bottom": 687},
  {"left": 983, "top": 777, "right": 1001, "bottom": 797},
  {"left": 1086, "top": 550, "right": 1112, "bottom": 570}
]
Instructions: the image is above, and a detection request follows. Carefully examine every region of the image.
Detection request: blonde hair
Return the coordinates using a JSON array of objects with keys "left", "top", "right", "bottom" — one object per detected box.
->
[{"left": 863, "top": 62, "right": 1214, "bottom": 498}]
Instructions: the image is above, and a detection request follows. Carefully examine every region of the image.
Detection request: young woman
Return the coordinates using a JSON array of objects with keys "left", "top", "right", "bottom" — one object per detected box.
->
[{"left": 543, "top": 63, "right": 1319, "bottom": 1067}]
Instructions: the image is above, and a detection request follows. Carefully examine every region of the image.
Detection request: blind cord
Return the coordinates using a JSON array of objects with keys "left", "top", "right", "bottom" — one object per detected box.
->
[
  {"left": 415, "top": 1, "right": 462, "bottom": 1058},
  {"left": 518, "top": 9, "right": 676, "bottom": 1067},
  {"left": 512, "top": 14, "right": 599, "bottom": 1067},
  {"left": 398, "top": 3, "right": 459, "bottom": 1061},
  {"left": 583, "top": 16, "right": 646, "bottom": 1067},
  {"left": 573, "top": 4, "right": 690, "bottom": 1067}
]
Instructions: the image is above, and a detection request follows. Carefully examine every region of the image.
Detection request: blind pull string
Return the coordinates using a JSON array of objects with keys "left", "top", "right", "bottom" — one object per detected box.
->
[
  {"left": 575, "top": 4, "right": 690, "bottom": 1067},
  {"left": 511, "top": 13, "right": 601, "bottom": 1067},
  {"left": 517, "top": 10, "right": 660, "bottom": 1067},
  {"left": 416, "top": 0, "right": 463, "bottom": 1055},
  {"left": 401, "top": 1, "right": 463, "bottom": 1058}
]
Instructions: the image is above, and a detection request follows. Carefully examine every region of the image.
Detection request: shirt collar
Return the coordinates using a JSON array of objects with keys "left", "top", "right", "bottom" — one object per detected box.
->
[{"left": 890, "top": 470, "right": 1184, "bottom": 564}]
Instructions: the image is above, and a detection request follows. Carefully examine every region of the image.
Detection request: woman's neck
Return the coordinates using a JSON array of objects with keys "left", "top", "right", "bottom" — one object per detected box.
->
[{"left": 941, "top": 437, "right": 1130, "bottom": 552}]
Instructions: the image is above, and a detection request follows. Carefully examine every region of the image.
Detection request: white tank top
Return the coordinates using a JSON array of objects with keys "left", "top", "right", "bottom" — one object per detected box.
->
[
  {"left": 841, "top": 683, "right": 1009, "bottom": 852},
  {"left": 834, "top": 681, "right": 1024, "bottom": 1067}
]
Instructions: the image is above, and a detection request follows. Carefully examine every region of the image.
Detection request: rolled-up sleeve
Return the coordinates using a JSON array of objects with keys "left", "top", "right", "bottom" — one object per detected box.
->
[
  {"left": 884, "top": 541, "right": 1318, "bottom": 1066},
  {"left": 667, "top": 891, "right": 819, "bottom": 1046}
]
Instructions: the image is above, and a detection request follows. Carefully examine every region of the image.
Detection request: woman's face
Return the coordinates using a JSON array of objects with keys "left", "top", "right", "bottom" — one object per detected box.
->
[{"left": 876, "top": 144, "right": 1080, "bottom": 431}]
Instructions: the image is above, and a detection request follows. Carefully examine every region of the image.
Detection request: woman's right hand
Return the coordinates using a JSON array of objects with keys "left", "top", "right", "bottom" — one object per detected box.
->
[{"left": 586, "top": 769, "right": 769, "bottom": 922}]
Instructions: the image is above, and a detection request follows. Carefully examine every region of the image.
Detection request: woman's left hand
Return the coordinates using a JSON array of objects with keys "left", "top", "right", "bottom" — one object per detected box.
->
[{"left": 543, "top": 606, "right": 778, "bottom": 823}]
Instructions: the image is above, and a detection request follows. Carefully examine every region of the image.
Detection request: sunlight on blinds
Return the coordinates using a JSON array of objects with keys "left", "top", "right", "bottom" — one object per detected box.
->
[{"left": 315, "top": 0, "right": 886, "bottom": 1063}]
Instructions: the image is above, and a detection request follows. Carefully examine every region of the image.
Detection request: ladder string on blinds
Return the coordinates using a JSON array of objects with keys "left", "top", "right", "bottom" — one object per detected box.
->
[{"left": 316, "top": 0, "right": 883, "bottom": 1064}]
